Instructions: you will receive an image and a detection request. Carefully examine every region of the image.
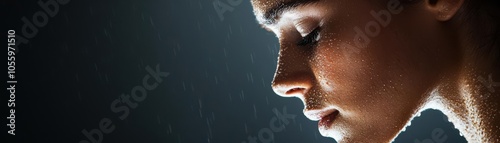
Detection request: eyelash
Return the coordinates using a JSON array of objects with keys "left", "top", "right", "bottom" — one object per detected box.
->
[{"left": 297, "top": 27, "right": 321, "bottom": 46}]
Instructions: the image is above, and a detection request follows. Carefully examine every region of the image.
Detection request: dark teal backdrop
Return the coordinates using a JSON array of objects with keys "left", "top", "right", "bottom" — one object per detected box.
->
[{"left": 3, "top": 0, "right": 467, "bottom": 142}]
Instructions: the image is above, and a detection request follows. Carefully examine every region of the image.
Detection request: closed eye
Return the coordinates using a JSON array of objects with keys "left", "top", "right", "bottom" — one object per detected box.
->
[{"left": 297, "top": 27, "right": 321, "bottom": 46}]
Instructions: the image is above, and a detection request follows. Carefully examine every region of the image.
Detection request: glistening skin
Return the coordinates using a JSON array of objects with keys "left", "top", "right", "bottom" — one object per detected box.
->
[{"left": 251, "top": 0, "right": 500, "bottom": 142}]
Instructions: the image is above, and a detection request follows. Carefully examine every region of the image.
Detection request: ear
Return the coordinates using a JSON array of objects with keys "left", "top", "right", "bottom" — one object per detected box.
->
[{"left": 424, "top": 0, "right": 465, "bottom": 21}]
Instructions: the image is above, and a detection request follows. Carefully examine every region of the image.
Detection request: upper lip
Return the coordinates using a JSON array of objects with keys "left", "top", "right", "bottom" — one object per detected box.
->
[{"left": 304, "top": 107, "right": 338, "bottom": 121}]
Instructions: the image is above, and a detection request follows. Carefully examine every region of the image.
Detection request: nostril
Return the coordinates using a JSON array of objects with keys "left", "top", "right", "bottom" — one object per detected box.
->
[
  {"left": 285, "top": 87, "right": 306, "bottom": 95},
  {"left": 271, "top": 73, "right": 313, "bottom": 97}
]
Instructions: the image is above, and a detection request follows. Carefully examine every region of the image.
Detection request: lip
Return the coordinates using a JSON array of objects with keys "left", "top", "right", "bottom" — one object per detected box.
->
[
  {"left": 318, "top": 110, "right": 339, "bottom": 129},
  {"left": 304, "top": 108, "right": 339, "bottom": 138},
  {"left": 304, "top": 107, "right": 338, "bottom": 120},
  {"left": 304, "top": 108, "right": 339, "bottom": 128}
]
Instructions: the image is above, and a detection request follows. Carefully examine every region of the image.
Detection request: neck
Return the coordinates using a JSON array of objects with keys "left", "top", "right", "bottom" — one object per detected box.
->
[
  {"left": 424, "top": 15, "right": 500, "bottom": 142},
  {"left": 423, "top": 56, "right": 500, "bottom": 142}
]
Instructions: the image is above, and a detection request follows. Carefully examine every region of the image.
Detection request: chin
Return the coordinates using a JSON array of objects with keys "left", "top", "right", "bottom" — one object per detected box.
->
[{"left": 319, "top": 121, "right": 402, "bottom": 143}]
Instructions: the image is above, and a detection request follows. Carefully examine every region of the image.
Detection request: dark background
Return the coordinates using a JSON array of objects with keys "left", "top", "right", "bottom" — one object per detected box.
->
[{"left": 3, "top": 0, "right": 467, "bottom": 142}]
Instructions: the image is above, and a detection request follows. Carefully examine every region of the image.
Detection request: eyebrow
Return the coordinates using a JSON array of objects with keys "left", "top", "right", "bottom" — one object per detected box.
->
[{"left": 260, "top": 0, "right": 320, "bottom": 25}]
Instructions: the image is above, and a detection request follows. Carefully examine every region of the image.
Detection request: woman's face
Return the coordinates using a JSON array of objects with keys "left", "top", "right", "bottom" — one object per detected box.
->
[{"left": 252, "top": 0, "right": 459, "bottom": 142}]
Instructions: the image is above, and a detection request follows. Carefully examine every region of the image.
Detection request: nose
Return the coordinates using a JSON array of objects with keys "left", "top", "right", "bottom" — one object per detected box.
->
[
  {"left": 271, "top": 42, "right": 314, "bottom": 98},
  {"left": 272, "top": 73, "right": 313, "bottom": 97}
]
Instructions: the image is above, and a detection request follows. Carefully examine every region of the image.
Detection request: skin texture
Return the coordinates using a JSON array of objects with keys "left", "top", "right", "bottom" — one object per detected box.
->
[{"left": 251, "top": 0, "right": 500, "bottom": 142}]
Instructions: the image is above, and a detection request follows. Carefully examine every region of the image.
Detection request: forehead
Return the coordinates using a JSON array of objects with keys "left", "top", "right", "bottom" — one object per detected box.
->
[
  {"left": 251, "top": 0, "right": 285, "bottom": 11},
  {"left": 251, "top": 0, "right": 304, "bottom": 14},
  {"left": 251, "top": 0, "right": 320, "bottom": 25},
  {"left": 251, "top": 0, "right": 285, "bottom": 22}
]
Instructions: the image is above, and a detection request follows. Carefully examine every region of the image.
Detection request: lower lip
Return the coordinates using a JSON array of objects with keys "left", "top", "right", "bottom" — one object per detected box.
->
[{"left": 318, "top": 111, "right": 339, "bottom": 129}]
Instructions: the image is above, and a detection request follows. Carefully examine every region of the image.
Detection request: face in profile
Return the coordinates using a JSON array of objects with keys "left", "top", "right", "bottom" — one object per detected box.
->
[{"left": 251, "top": 0, "right": 500, "bottom": 142}]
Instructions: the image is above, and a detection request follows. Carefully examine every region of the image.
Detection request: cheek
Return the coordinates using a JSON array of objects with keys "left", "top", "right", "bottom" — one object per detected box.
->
[
  {"left": 310, "top": 17, "right": 429, "bottom": 130},
  {"left": 311, "top": 45, "right": 417, "bottom": 141},
  {"left": 305, "top": 0, "right": 444, "bottom": 140}
]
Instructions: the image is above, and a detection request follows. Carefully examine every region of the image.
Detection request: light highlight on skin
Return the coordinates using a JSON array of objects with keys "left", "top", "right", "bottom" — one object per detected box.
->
[{"left": 251, "top": 0, "right": 500, "bottom": 142}]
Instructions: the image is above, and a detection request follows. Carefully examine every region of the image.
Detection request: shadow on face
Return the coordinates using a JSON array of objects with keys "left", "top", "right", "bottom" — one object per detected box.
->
[{"left": 251, "top": 0, "right": 467, "bottom": 142}]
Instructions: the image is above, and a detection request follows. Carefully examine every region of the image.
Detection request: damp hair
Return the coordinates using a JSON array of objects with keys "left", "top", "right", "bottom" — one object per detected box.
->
[
  {"left": 459, "top": 0, "right": 500, "bottom": 64},
  {"left": 401, "top": 0, "right": 500, "bottom": 65}
]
